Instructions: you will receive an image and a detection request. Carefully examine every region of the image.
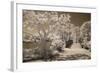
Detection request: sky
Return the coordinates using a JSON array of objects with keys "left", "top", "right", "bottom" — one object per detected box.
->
[{"left": 68, "top": 12, "right": 91, "bottom": 26}]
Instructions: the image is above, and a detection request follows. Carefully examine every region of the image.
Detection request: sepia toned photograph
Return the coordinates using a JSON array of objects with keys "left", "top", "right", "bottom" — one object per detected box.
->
[{"left": 23, "top": 10, "right": 91, "bottom": 62}]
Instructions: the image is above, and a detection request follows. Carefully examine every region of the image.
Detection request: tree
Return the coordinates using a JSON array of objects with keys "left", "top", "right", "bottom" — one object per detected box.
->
[
  {"left": 72, "top": 26, "right": 80, "bottom": 43},
  {"left": 80, "top": 21, "right": 91, "bottom": 50},
  {"left": 23, "top": 10, "right": 73, "bottom": 60}
]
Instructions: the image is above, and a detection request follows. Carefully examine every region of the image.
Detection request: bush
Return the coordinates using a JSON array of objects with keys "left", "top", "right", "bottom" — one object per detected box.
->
[{"left": 32, "top": 39, "right": 58, "bottom": 61}]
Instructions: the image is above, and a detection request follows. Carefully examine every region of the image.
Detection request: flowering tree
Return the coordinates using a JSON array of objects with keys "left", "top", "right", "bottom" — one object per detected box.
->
[
  {"left": 80, "top": 21, "right": 91, "bottom": 50},
  {"left": 23, "top": 10, "right": 74, "bottom": 60}
]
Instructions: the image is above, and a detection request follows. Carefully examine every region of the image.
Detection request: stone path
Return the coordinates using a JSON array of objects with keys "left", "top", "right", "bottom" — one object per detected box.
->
[{"left": 71, "top": 43, "right": 82, "bottom": 49}]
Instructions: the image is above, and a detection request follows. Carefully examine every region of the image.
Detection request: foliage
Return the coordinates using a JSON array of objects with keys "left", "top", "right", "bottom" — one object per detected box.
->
[{"left": 79, "top": 21, "right": 91, "bottom": 50}]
